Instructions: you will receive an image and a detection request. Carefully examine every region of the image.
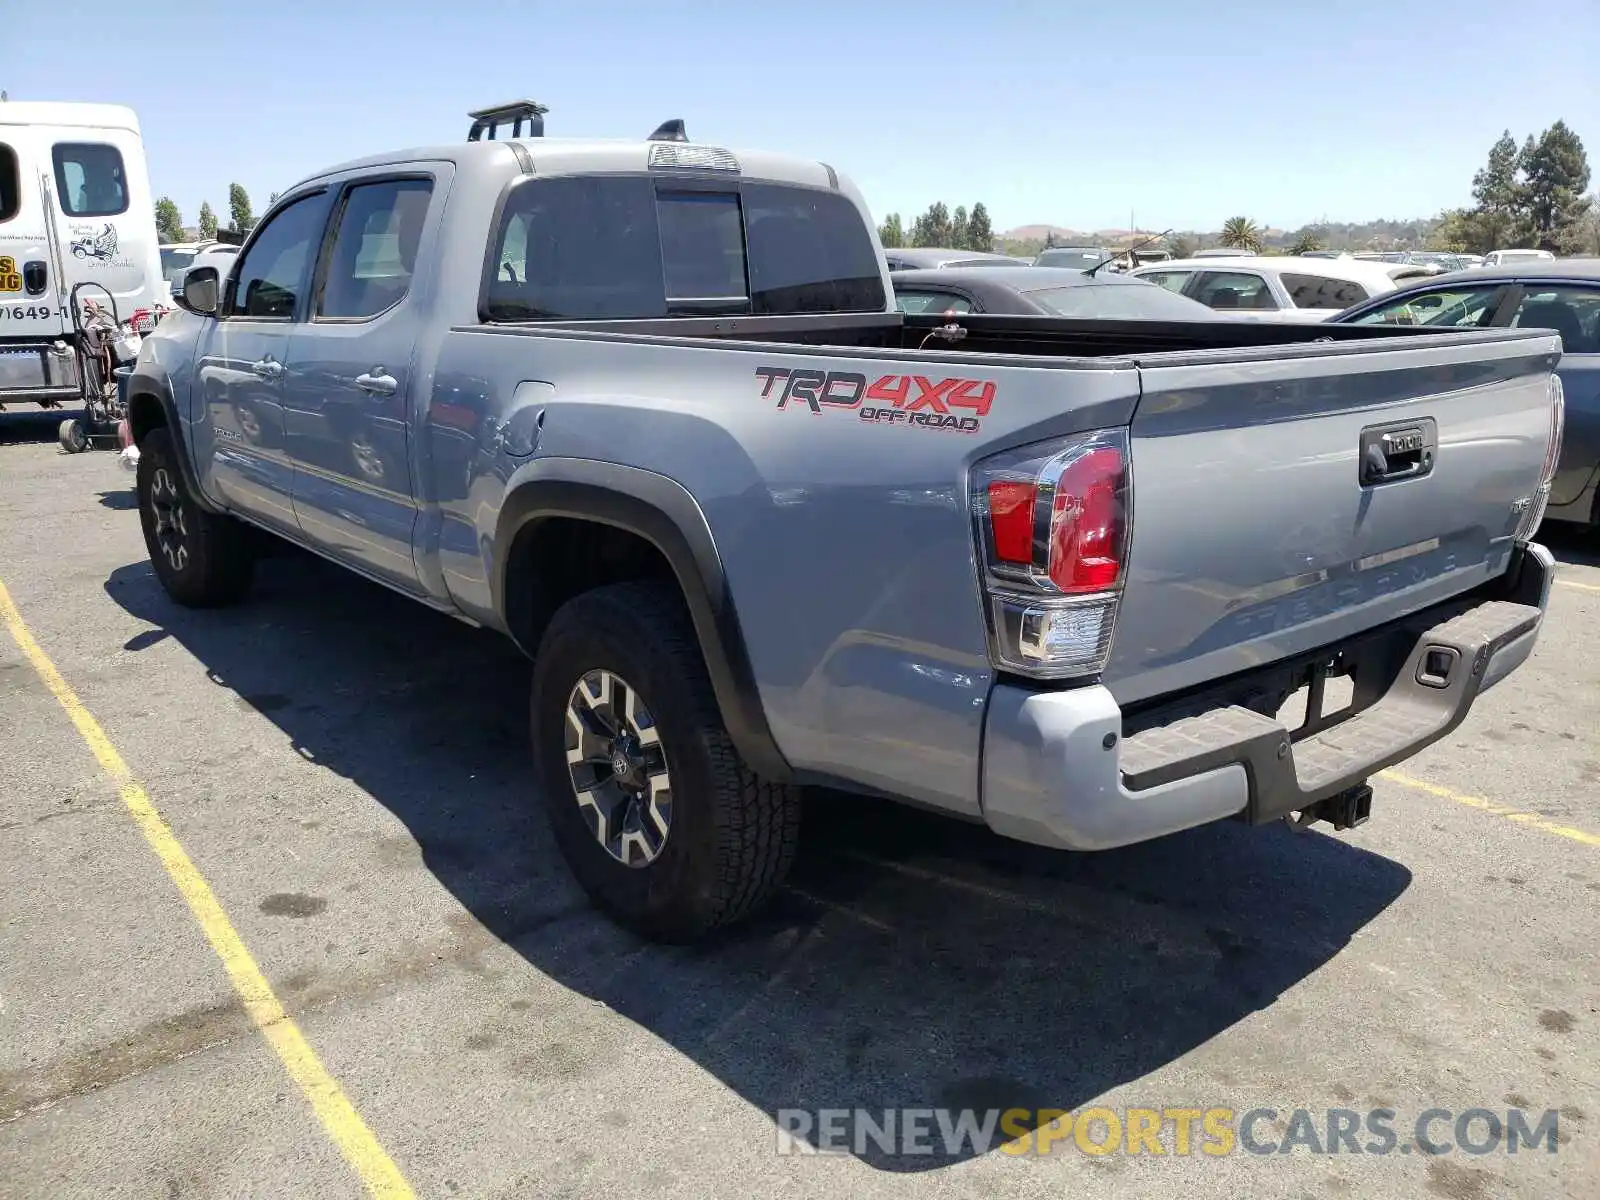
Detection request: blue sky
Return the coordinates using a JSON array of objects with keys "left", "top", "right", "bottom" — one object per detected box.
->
[{"left": 8, "top": 0, "right": 1597, "bottom": 234}]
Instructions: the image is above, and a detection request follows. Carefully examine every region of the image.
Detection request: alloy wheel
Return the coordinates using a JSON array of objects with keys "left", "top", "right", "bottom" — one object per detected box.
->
[
  {"left": 564, "top": 669, "right": 672, "bottom": 867},
  {"left": 149, "top": 467, "right": 190, "bottom": 572}
]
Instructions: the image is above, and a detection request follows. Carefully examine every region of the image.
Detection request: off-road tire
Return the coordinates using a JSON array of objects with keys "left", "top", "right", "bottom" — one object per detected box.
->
[
  {"left": 136, "top": 427, "right": 255, "bottom": 607},
  {"left": 531, "top": 581, "right": 802, "bottom": 942}
]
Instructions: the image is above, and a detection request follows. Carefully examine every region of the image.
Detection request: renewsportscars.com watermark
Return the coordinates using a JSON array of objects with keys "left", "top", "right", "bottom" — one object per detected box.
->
[{"left": 775, "top": 1106, "right": 1564, "bottom": 1158}]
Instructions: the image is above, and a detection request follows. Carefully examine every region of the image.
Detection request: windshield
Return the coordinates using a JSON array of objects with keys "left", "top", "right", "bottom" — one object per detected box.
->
[
  {"left": 160, "top": 248, "right": 197, "bottom": 283},
  {"left": 1499, "top": 251, "right": 1550, "bottom": 264},
  {"left": 1034, "top": 249, "right": 1109, "bottom": 269},
  {"left": 1025, "top": 282, "right": 1214, "bottom": 320}
]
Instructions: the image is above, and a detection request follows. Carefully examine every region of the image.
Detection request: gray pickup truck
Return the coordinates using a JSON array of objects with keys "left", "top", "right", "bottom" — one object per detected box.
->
[{"left": 129, "top": 105, "right": 1564, "bottom": 942}]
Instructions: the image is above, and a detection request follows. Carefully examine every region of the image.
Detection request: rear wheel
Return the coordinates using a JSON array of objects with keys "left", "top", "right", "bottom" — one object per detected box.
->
[
  {"left": 530, "top": 581, "right": 802, "bottom": 942},
  {"left": 136, "top": 427, "right": 256, "bottom": 607}
]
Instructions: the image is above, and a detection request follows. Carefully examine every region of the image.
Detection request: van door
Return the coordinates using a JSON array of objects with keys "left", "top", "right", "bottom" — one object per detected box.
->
[
  {"left": 47, "top": 133, "right": 163, "bottom": 327},
  {"left": 0, "top": 130, "right": 70, "bottom": 344}
]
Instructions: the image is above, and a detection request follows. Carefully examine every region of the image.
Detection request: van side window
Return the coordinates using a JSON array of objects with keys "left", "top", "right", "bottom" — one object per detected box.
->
[
  {"left": 317, "top": 179, "right": 434, "bottom": 320},
  {"left": 52, "top": 143, "right": 128, "bottom": 218},
  {"left": 0, "top": 144, "right": 19, "bottom": 223}
]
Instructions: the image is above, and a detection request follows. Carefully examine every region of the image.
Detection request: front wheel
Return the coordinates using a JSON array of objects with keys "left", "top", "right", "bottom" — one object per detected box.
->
[
  {"left": 530, "top": 581, "right": 802, "bottom": 942},
  {"left": 136, "top": 427, "right": 256, "bottom": 607}
]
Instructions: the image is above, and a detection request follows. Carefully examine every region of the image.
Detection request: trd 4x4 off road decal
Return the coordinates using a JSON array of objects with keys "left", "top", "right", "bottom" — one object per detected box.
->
[{"left": 755, "top": 367, "right": 995, "bottom": 433}]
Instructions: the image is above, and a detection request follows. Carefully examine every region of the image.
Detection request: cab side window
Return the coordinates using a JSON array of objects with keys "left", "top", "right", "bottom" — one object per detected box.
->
[
  {"left": 0, "top": 144, "right": 19, "bottom": 222},
  {"left": 224, "top": 193, "right": 332, "bottom": 320},
  {"left": 317, "top": 179, "right": 434, "bottom": 320},
  {"left": 52, "top": 143, "right": 128, "bottom": 217}
]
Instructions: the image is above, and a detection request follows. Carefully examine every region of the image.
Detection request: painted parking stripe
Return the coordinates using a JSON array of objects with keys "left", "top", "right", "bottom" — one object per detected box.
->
[
  {"left": 1555, "top": 578, "right": 1600, "bottom": 594},
  {"left": 0, "top": 578, "right": 414, "bottom": 1199},
  {"left": 1379, "top": 770, "right": 1600, "bottom": 848}
]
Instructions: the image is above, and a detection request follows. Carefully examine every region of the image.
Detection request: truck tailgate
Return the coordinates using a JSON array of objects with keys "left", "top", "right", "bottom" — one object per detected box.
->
[{"left": 1105, "top": 329, "right": 1561, "bottom": 706}]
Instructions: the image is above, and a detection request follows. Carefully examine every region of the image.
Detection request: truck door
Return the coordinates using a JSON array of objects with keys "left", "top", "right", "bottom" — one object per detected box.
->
[
  {"left": 0, "top": 131, "right": 71, "bottom": 347},
  {"left": 47, "top": 136, "right": 162, "bottom": 327},
  {"left": 192, "top": 189, "right": 333, "bottom": 534},
  {"left": 283, "top": 170, "right": 445, "bottom": 593}
]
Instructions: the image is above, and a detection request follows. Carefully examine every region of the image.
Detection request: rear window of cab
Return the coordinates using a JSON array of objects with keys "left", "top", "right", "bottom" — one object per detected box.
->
[{"left": 484, "top": 175, "right": 886, "bottom": 321}]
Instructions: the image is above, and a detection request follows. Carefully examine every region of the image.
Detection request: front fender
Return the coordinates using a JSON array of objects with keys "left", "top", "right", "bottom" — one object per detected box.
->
[
  {"left": 493, "top": 457, "right": 791, "bottom": 782},
  {"left": 126, "top": 360, "right": 221, "bottom": 513}
]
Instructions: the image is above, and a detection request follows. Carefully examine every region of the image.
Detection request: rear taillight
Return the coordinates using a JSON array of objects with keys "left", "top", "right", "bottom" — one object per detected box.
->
[
  {"left": 971, "top": 429, "right": 1130, "bottom": 679},
  {"left": 1515, "top": 374, "right": 1564, "bottom": 541}
]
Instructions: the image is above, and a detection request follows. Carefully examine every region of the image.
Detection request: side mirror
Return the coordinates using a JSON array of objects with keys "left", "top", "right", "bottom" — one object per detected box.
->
[{"left": 178, "top": 266, "right": 220, "bottom": 316}]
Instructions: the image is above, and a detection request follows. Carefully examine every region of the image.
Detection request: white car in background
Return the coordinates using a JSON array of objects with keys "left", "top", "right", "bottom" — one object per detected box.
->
[
  {"left": 1483, "top": 249, "right": 1555, "bottom": 268},
  {"left": 1131, "top": 255, "right": 1434, "bottom": 322}
]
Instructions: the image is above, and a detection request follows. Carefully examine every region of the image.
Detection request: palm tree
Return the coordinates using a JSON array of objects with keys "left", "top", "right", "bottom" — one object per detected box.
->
[
  {"left": 1219, "top": 216, "right": 1264, "bottom": 253},
  {"left": 1286, "top": 227, "right": 1326, "bottom": 256}
]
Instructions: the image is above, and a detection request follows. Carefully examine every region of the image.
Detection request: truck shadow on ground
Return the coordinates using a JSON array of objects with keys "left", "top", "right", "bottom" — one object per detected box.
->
[
  {"left": 105, "top": 551, "right": 1412, "bottom": 1172},
  {"left": 0, "top": 409, "right": 75, "bottom": 446}
]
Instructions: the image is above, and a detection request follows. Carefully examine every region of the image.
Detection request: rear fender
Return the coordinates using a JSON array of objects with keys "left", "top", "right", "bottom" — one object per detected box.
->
[{"left": 493, "top": 458, "right": 791, "bottom": 782}]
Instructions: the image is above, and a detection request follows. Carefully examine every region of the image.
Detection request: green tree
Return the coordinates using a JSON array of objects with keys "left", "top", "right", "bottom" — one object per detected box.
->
[
  {"left": 966, "top": 202, "right": 994, "bottom": 251},
  {"left": 1426, "top": 208, "right": 1478, "bottom": 252},
  {"left": 268, "top": 191, "right": 280, "bottom": 206},
  {"left": 1286, "top": 226, "right": 1326, "bottom": 256},
  {"left": 878, "top": 212, "right": 905, "bottom": 249},
  {"left": 1517, "top": 120, "right": 1592, "bottom": 252},
  {"left": 154, "top": 196, "right": 184, "bottom": 243},
  {"left": 1470, "top": 131, "right": 1522, "bottom": 251},
  {"left": 1218, "top": 216, "right": 1263, "bottom": 253},
  {"left": 1167, "top": 234, "right": 1197, "bottom": 259},
  {"left": 951, "top": 205, "right": 970, "bottom": 250},
  {"left": 910, "top": 202, "right": 953, "bottom": 247},
  {"left": 227, "top": 182, "right": 254, "bottom": 233},
  {"left": 197, "top": 201, "right": 217, "bottom": 239}
]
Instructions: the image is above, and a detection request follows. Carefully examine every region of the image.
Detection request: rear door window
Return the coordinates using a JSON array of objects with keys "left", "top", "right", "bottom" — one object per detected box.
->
[
  {"left": 52, "top": 143, "right": 128, "bottom": 217},
  {"left": 316, "top": 178, "right": 434, "bottom": 320},
  {"left": 1192, "top": 270, "right": 1278, "bottom": 311},
  {"left": 1280, "top": 273, "right": 1369, "bottom": 310},
  {"left": 0, "top": 144, "right": 18, "bottom": 222}
]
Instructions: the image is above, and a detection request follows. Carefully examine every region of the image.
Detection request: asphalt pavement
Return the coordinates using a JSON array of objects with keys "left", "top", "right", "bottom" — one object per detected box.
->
[{"left": 1, "top": 408, "right": 1596, "bottom": 1199}]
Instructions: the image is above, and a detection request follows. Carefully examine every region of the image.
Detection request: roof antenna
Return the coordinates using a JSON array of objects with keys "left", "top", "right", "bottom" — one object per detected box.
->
[
  {"left": 648, "top": 119, "right": 688, "bottom": 143},
  {"left": 1087, "top": 228, "right": 1171, "bottom": 276}
]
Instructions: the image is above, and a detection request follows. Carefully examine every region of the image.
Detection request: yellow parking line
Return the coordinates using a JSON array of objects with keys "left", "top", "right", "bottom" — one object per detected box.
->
[
  {"left": 1378, "top": 770, "right": 1600, "bottom": 848},
  {"left": 1555, "top": 578, "right": 1600, "bottom": 594},
  {"left": 0, "top": 579, "right": 413, "bottom": 1199}
]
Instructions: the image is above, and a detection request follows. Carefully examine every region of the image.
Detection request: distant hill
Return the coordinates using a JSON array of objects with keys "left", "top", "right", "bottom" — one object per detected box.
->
[{"left": 998, "top": 218, "right": 1437, "bottom": 257}]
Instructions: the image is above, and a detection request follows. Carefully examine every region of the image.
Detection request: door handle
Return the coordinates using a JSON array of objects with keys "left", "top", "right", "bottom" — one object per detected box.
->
[
  {"left": 354, "top": 369, "right": 398, "bottom": 397},
  {"left": 250, "top": 357, "right": 283, "bottom": 379}
]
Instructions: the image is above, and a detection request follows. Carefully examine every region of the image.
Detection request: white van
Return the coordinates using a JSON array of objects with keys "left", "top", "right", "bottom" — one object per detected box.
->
[{"left": 0, "top": 100, "right": 163, "bottom": 411}]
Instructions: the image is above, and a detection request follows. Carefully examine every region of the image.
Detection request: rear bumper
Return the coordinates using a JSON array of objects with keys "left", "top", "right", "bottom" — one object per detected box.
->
[{"left": 979, "top": 543, "right": 1553, "bottom": 851}]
